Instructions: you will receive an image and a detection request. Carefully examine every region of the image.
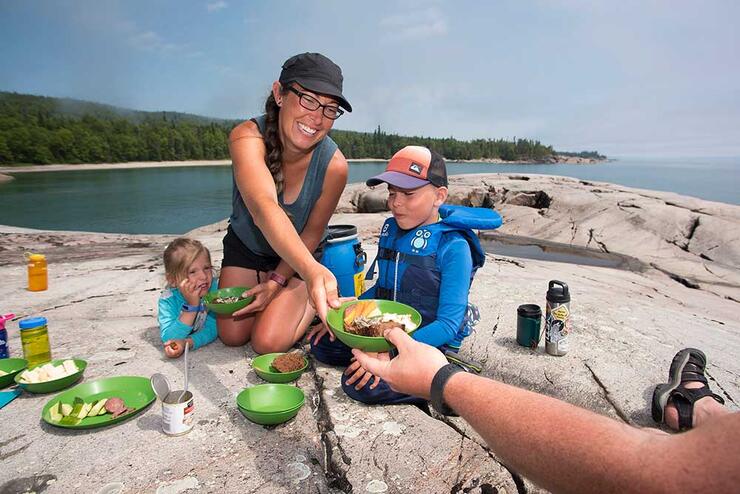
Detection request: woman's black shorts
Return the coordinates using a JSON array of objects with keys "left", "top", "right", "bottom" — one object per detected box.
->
[{"left": 222, "top": 225, "right": 282, "bottom": 273}]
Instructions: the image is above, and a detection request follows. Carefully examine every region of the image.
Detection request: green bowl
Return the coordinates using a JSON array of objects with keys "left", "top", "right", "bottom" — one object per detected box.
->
[
  {"left": 14, "top": 358, "right": 87, "bottom": 394},
  {"left": 0, "top": 358, "right": 28, "bottom": 388},
  {"left": 252, "top": 353, "right": 308, "bottom": 383},
  {"left": 236, "top": 384, "right": 305, "bottom": 425},
  {"left": 326, "top": 299, "right": 422, "bottom": 352},
  {"left": 203, "top": 286, "right": 254, "bottom": 315}
]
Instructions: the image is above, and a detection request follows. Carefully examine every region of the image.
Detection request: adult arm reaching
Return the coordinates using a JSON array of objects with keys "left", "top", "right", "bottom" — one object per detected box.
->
[{"left": 352, "top": 328, "right": 740, "bottom": 493}]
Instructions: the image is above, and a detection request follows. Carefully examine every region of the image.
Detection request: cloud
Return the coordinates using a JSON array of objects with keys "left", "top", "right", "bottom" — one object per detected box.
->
[
  {"left": 379, "top": 7, "right": 448, "bottom": 41},
  {"left": 206, "top": 1, "right": 228, "bottom": 12}
]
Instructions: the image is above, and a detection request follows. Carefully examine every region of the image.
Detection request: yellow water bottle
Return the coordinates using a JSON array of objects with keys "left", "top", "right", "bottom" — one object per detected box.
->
[
  {"left": 19, "top": 317, "right": 52, "bottom": 366},
  {"left": 26, "top": 253, "right": 48, "bottom": 291}
]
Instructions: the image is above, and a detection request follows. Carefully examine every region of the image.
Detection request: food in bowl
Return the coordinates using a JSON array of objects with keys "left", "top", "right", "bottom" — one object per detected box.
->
[
  {"left": 343, "top": 300, "right": 418, "bottom": 337},
  {"left": 271, "top": 352, "right": 305, "bottom": 373},
  {"left": 213, "top": 295, "right": 248, "bottom": 304},
  {"left": 18, "top": 360, "right": 79, "bottom": 384}
]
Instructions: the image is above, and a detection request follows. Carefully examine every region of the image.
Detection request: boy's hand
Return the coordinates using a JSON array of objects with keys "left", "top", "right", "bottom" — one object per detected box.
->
[
  {"left": 305, "top": 296, "right": 355, "bottom": 345},
  {"left": 163, "top": 338, "right": 192, "bottom": 358},
  {"left": 179, "top": 279, "right": 201, "bottom": 306},
  {"left": 306, "top": 322, "right": 335, "bottom": 345},
  {"left": 344, "top": 352, "right": 390, "bottom": 391}
]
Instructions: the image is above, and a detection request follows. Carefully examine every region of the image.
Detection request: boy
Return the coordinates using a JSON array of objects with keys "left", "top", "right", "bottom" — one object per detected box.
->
[{"left": 311, "top": 145, "right": 501, "bottom": 405}]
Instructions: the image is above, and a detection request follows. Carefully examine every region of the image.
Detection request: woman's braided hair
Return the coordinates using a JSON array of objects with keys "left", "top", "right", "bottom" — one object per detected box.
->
[{"left": 262, "top": 86, "right": 290, "bottom": 195}]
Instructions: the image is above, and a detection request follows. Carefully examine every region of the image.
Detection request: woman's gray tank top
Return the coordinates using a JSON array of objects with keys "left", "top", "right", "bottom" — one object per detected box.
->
[{"left": 229, "top": 114, "right": 338, "bottom": 257}]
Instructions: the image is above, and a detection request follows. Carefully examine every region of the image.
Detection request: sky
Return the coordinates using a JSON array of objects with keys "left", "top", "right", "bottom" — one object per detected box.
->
[{"left": 1, "top": 0, "right": 739, "bottom": 157}]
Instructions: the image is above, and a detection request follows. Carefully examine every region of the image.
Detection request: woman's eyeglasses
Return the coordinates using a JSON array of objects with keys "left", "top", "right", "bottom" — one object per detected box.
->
[{"left": 286, "top": 86, "right": 344, "bottom": 120}]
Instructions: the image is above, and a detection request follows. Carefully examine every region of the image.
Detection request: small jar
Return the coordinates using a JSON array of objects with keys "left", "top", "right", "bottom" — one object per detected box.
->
[
  {"left": 27, "top": 253, "right": 48, "bottom": 292},
  {"left": 19, "top": 316, "right": 52, "bottom": 366}
]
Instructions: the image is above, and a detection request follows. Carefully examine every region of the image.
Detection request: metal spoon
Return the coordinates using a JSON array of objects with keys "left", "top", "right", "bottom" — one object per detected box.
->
[
  {"left": 179, "top": 341, "right": 189, "bottom": 402},
  {"left": 150, "top": 373, "right": 171, "bottom": 402}
]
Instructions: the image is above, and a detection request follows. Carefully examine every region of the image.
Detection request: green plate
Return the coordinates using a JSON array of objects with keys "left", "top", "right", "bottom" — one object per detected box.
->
[
  {"left": 252, "top": 353, "right": 308, "bottom": 383},
  {"left": 326, "top": 299, "right": 422, "bottom": 352},
  {"left": 203, "top": 286, "right": 254, "bottom": 315},
  {"left": 236, "top": 384, "right": 305, "bottom": 425},
  {"left": 15, "top": 358, "right": 87, "bottom": 394},
  {"left": 41, "top": 376, "right": 156, "bottom": 429},
  {"left": 0, "top": 358, "right": 28, "bottom": 388}
]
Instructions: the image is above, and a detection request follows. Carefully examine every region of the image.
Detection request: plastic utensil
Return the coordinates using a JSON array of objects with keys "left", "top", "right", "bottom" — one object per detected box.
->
[
  {"left": 0, "top": 388, "right": 22, "bottom": 410},
  {"left": 150, "top": 373, "right": 171, "bottom": 402}
]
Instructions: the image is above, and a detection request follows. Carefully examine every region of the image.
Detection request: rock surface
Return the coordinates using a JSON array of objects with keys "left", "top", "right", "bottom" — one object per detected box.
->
[{"left": 1, "top": 174, "right": 738, "bottom": 494}]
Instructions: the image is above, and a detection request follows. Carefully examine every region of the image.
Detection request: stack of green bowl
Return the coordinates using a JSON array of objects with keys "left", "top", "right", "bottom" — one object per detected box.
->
[{"left": 236, "top": 384, "right": 305, "bottom": 425}]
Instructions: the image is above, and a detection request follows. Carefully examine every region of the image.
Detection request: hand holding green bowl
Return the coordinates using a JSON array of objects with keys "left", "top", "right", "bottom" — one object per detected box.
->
[
  {"left": 203, "top": 286, "right": 254, "bottom": 315},
  {"left": 326, "top": 299, "right": 422, "bottom": 352}
]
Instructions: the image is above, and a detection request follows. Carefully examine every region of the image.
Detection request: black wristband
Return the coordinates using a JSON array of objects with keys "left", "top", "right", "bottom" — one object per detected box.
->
[{"left": 430, "top": 363, "right": 464, "bottom": 416}]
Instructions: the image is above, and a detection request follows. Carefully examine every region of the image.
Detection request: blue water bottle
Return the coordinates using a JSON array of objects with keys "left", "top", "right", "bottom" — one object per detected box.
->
[{"left": 0, "top": 313, "right": 15, "bottom": 359}]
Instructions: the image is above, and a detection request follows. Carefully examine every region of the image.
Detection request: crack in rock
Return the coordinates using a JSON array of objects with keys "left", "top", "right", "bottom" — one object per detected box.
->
[
  {"left": 586, "top": 229, "right": 610, "bottom": 253},
  {"left": 310, "top": 370, "right": 353, "bottom": 492},
  {"left": 584, "top": 363, "right": 630, "bottom": 424},
  {"left": 649, "top": 263, "right": 701, "bottom": 290}
]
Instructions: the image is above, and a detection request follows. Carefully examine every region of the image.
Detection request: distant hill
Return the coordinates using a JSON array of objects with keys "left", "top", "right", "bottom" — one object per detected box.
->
[{"left": 0, "top": 91, "right": 603, "bottom": 165}]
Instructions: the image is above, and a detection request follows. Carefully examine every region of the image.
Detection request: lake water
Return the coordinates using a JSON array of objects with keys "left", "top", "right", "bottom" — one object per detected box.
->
[{"left": 0, "top": 156, "right": 737, "bottom": 234}]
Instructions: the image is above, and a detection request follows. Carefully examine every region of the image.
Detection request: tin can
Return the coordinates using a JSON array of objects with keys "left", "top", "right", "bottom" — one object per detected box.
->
[
  {"left": 0, "top": 313, "right": 14, "bottom": 359},
  {"left": 162, "top": 390, "right": 194, "bottom": 435},
  {"left": 545, "top": 280, "right": 571, "bottom": 356},
  {"left": 26, "top": 253, "right": 48, "bottom": 292},
  {"left": 19, "top": 316, "right": 52, "bottom": 366}
]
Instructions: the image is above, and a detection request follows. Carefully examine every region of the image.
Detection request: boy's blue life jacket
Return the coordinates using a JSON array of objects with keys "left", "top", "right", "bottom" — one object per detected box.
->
[{"left": 366, "top": 204, "right": 502, "bottom": 348}]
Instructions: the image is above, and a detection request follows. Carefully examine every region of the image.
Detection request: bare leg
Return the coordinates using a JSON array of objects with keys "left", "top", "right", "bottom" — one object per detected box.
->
[
  {"left": 249, "top": 277, "right": 315, "bottom": 354},
  {"left": 217, "top": 266, "right": 260, "bottom": 346}
]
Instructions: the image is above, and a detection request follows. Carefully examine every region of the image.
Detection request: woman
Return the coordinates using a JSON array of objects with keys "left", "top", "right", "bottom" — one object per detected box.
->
[{"left": 218, "top": 52, "right": 351, "bottom": 353}]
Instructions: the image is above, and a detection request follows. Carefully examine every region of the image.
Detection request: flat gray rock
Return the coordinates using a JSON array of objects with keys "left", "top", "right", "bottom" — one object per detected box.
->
[{"left": 1, "top": 173, "right": 738, "bottom": 493}]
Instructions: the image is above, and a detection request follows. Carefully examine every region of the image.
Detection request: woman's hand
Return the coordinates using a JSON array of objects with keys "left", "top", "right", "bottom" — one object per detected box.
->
[
  {"left": 344, "top": 352, "right": 390, "bottom": 391},
  {"left": 179, "top": 279, "right": 201, "bottom": 306},
  {"left": 163, "top": 338, "right": 191, "bottom": 358},
  {"left": 303, "top": 262, "right": 341, "bottom": 326},
  {"left": 231, "top": 281, "right": 282, "bottom": 317}
]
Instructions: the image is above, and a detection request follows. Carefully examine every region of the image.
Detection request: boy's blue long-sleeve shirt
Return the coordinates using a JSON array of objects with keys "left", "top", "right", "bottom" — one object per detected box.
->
[
  {"left": 361, "top": 233, "right": 473, "bottom": 349},
  {"left": 158, "top": 279, "right": 218, "bottom": 350}
]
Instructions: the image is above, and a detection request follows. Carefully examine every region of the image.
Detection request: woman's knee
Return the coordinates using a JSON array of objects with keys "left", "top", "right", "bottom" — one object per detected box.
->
[{"left": 217, "top": 319, "right": 251, "bottom": 347}]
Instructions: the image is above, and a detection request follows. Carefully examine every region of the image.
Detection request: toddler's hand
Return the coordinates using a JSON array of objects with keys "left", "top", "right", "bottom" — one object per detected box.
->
[
  {"left": 164, "top": 339, "right": 186, "bottom": 358},
  {"left": 179, "top": 279, "right": 201, "bottom": 306}
]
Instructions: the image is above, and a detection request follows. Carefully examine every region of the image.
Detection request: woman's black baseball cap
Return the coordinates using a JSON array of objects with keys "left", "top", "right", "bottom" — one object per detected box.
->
[{"left": 279, "top": 52, "right": 352, "bottom": 112}]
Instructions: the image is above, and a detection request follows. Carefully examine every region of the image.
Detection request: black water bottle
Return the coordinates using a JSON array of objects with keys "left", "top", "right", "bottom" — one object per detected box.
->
[{"left": 545, "top": 280, "right": 570, "bottom": 356}]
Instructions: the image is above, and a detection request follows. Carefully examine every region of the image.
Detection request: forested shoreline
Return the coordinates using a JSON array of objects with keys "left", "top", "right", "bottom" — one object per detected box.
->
[{"left": 0, "top": 92, "right": 605, "bottom": 165}]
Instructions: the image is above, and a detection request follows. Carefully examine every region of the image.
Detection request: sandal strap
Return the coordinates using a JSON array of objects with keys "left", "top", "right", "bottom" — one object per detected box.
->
[{"left": 671, "top": 386, "right": 726, "bottom": 431}]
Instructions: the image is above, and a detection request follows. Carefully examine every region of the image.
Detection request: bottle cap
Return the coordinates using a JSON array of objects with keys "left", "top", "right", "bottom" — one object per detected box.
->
[
  {"left": 0, "top": 313, "right": 15, "bottom": 330},
  {"left": 28, "top": 253, "right": 46, "bottom": 261},
  {"left": 19, "top": 316, "right": 48, "bottom": 330}
]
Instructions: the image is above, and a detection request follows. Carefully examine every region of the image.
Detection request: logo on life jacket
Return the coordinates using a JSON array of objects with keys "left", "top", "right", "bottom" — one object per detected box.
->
[
  {"left": 381, "top": 224, "right": 390, "bottom": 237},
  {"left": 408, "top": 163, "right": 423, "bottom": 175},
  {"left": 411, "top": 229, "right": 432, "bottom": 250}
]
